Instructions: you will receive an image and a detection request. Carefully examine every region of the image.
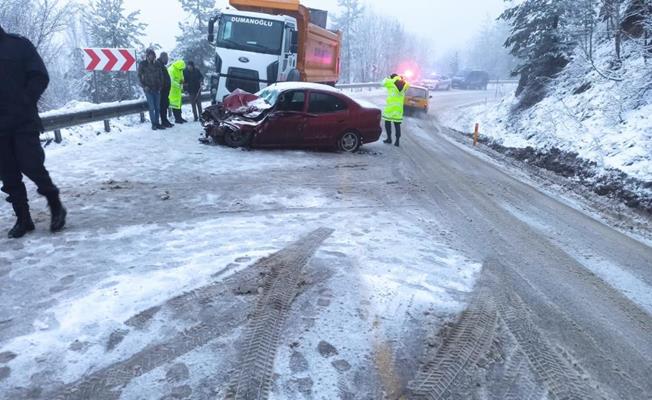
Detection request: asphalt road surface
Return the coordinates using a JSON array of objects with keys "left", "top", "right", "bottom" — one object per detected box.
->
[{"left": 0, "top": 87, "right": 650, "bottom": 400}]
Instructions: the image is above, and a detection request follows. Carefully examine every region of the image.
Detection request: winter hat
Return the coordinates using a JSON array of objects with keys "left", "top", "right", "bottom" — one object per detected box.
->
[{"left": 145, "top": 48, "right": 156, "bottom": 57}]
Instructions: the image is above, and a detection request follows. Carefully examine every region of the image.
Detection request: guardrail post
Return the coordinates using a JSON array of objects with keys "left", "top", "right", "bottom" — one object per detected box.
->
[
  {"left": 54, "top": 130, "right": 62, "bottom": 144},
  {"left": 104, "top": 120, "right": 111, "bottom": 133},
  {"left": 140, "top": 112, "right": 145, "bottom": 123}
]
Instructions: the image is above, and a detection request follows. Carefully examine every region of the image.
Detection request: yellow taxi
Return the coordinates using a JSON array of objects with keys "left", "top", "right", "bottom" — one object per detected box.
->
[{"left": 404, "top": 85, "right": 430, "bottom": 114}]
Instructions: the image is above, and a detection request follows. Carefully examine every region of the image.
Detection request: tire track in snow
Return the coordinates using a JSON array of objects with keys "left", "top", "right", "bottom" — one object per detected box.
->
[
  {"left": 407, "top": 287, "right": 498, "bottom": 399},
  {"left": 225, "top": 227, "right": 333, "bottom": 400}
]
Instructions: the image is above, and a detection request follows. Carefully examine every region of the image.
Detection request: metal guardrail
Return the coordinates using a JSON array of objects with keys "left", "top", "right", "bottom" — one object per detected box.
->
[
  {"left": 40, "top": 80, "right": 518, "bottom": 142},
  {"left": 336, "top": 82, "right": 380, "bottom": 90},
  {"left": 41, "top": 92, "right": 212, "bottom": 143},
  {"left": 336, "top": 80, "right": 518, "bottom": 90}
]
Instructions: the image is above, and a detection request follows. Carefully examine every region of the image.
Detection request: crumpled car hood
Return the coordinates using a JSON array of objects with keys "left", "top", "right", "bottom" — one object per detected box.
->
[{"left": 222, "top": 89, "right": 272, "bottom": 119}]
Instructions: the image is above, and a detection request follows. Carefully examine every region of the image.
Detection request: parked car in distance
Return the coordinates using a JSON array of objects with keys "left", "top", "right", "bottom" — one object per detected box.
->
[
  {"left": 421, "top": 74, "right": 452, "bottom": 91},
  {"left": 202, "top": 82, "right": 382, "bottom": 152},
  {"left": 452, "top": 70, "right": 490, "bottom": 90},
  {"left": 404, "top": 85, "right": 430, "bottom": 114}
]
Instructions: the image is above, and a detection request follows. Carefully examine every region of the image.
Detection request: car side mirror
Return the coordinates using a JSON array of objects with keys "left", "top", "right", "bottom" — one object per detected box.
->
[{"left": 208, "top": 15, "right": 219, "bottom": 44}]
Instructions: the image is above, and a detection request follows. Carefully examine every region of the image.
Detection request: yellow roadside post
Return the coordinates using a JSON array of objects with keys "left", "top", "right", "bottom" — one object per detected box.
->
[{"left": 473, "top": 123, "right": 480, "bottom": 146}]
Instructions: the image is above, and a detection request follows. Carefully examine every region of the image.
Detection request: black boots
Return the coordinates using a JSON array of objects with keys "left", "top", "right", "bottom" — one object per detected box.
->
[
  {"left": 395, "top": 138, "right": 400, "bottom": 147},
  {"left": 7, "top": 196, "right": 66, "bottom": 239},
  {"left": 47, "top": 195, "right": 67, "bottom": 233},
  {"left": 8, "top": 204, "right": 35, "bottom": 239},
  {"left": 383, "top": 136, "right": 392, "bottom": 144},
  {"left": 172, "top": 109, "right": 187, "bottom": 124}
]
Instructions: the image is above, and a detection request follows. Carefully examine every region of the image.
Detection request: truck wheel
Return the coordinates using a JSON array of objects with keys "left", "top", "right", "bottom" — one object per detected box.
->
[
  {"left": 287, "top": 69, "right": 301, "bottom": 82},
  {"left": 339, "top": 131, "right": 361, "bottom": 153},
  {"left": 224, "top": 128, "right": 252, "bottom": 148}
]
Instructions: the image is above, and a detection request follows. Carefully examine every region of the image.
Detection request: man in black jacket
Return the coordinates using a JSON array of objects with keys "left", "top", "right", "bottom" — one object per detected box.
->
[
  {"left": 184, "top": 61, "right": 204, "bottom": 122},
  {"left": 157, "top": 52, "right": 174, "bottom": 128},
  {"left": 138, "top": 49, "right": 164, "bottom": 130},
  {"left": 0, "top": 25, "right": 66, "bottom": 238}
]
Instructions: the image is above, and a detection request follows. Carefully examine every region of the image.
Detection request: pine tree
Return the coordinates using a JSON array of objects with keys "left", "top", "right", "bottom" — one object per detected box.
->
[
  {"left": 84, "top": 0, "right": 147, "bottom": 103},
  {"left": 500, "top": 0, "right": 575, "bottom": 109},
  {"left": 333, "top": 0, "right": 364, "bottom": 83},
  {"left": 174, "top": 0, "right": 218, "bottom": 74}
]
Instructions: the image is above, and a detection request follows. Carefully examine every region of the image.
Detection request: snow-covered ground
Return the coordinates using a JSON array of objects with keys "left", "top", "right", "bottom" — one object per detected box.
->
[
  {"left": 0, "top": 114, "right": 481, "bottom": 398},
  {"left": 440, "top": 42, "right": 652, "bottom": 184}
]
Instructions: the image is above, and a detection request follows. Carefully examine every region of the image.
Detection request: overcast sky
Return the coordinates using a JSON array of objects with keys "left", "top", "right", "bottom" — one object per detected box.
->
[{"left": 124, "top": 0, "right": 507, "bottom": 55}]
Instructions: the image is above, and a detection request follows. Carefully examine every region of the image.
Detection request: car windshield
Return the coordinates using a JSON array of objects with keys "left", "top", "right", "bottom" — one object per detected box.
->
[
  {"left": 407, "top": 87, "right": 428, "bottom": 98},
  {"left": 217, "top": 14, "right": 284, "bottom": 55},
  {"left": 256, "top": 87, "right": 281, "bottom": 106}
]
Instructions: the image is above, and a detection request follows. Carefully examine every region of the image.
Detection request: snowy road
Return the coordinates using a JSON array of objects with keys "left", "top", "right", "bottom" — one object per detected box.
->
[{"left": 1, "top": 88, "right": 651, "bottom": 400}]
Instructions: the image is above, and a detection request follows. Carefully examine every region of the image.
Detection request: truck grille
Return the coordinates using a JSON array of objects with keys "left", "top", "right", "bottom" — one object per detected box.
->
[{"left": 226, "top": 68, "right": 260, "bottom": 94}]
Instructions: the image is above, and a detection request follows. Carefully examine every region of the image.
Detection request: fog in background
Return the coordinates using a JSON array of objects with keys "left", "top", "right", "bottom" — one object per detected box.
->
[{"left": 123, "top": 0, "right": 507, "bottom": 56}]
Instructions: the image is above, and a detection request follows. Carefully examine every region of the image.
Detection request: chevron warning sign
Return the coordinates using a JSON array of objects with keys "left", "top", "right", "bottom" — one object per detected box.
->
[{"left": 83, "top": 48, "right": 137, "bottom": 72}]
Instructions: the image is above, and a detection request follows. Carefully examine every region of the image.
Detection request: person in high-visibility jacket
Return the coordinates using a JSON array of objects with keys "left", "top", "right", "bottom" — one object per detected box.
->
[
  {"left": 382, "top": 74, "right": 409, "bottom": 147},
  {"left": 168, "top": 59, "right": 187, "bottom": 124}
]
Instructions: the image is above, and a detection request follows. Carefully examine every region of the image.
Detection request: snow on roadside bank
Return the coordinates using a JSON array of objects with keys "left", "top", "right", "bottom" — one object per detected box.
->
[
  {"left": 439, "top": 43, "right": 652, "bottom": 212},
  {"left": 440, "top": 43, "right": 651, "bottom": 183}
]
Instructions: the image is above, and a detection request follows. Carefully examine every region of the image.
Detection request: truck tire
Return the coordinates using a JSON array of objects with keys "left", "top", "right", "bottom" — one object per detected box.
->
[
  {"left": 224, "top": 128, "right": 252, "bottom": 148},
  {"left": 287, "top": 69, "right": 301, "bottom": 82}
]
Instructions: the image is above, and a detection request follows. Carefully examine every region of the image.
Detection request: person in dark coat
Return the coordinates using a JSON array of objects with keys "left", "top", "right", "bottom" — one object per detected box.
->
[
  {"left": 157, "top": 52, "right": 173, "bottom": 128},
  {"left": 138, "top": 49, "right": 164, "bottom": 130},
  {"left": 0, "top": 25, "right": 66, "bottom": 238},
  {"left": 183, "top": 61, "right": 204, "bottom": 122}
]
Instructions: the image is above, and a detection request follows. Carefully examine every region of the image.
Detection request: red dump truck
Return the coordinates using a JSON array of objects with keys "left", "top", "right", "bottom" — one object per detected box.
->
[{"left": 207, "top": 0, "right": 342, "bottom": 102}]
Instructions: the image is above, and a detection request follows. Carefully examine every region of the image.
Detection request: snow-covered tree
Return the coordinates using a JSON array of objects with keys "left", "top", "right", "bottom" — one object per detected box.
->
[
  {"left": 500, "top": 0, "right": 575, "bottom": 109},
  {"left": 465, "top": 17, "right": 518, "bottom": 80},
  {"left": 333, "top": 0, "right": 365, "bottom": 83},
  {"left": 621, "top": 0, "right": 652, "bottom": 59},
  {"left": 84, "top": 0, "right": 147, "bottom": 102},
  {"left": 0, "top": 0, "right": 78, "bottom": 110},
  {"left": 174, "top": 0, "right": 218, "bottom": 74},
  {"left": 334, "top": 4, "right": 432, "bottom": 83}
]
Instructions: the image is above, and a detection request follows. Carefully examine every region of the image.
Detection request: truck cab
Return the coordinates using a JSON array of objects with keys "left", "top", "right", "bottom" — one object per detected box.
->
[
  {"left": 208, "top": 10, "right": 299, "bottom": 102},
  {"left": 208, "top": 0, "right": 341, "bottom": 104}
]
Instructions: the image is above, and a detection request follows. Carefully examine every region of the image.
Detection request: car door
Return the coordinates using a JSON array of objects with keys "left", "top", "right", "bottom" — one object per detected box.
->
[
  {"left": 259, "top": 90, "right": 307, "bottom": 147},
  {"left": 304, "top": 91, "right": 349, "bottom": 147}
]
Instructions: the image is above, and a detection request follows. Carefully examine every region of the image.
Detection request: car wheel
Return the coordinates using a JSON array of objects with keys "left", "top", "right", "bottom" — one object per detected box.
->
[
  {"left": 338, "top": 131, "right": 361, "bottom": 153},
  {"left": 223, "top": 128, "right": 252, "bottom": 148}
]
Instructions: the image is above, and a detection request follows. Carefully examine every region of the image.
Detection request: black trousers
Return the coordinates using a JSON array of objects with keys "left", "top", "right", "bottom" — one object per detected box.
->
[
  {"left": 385, "top": 120, "right": 401, "bottom": 140},
  {"left": 0, "top": 133, "right": 59, "bottom": 207},
  {"left": 190, "top": 91, "right": 203, "bottom": 120},
  {"left": 160, "top": 89, "right": 171, "bottom": 124}
]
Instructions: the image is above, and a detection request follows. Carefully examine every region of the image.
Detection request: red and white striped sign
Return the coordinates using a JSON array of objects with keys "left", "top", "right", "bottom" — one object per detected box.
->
[{"left": 83, "top": 48, "right": 137, "bottom": 72}]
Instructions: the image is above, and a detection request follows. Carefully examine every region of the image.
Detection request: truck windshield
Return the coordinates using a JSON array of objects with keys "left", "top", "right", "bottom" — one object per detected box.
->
[{"left": 217, "top": 14, "right": 284, "bottom": 55}]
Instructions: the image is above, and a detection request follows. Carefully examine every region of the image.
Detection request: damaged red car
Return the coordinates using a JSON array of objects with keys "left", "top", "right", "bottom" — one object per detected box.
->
[{"left": 201, "top": 83, "right": 382, "bottom": 152}]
